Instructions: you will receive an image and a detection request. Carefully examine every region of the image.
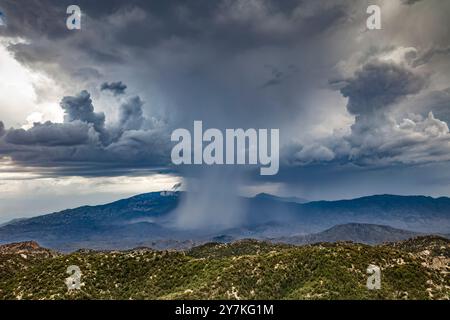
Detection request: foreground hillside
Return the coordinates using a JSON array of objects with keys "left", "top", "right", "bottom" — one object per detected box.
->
[{"left": 0, "top": 236, "right": 448, "bottom": 300}]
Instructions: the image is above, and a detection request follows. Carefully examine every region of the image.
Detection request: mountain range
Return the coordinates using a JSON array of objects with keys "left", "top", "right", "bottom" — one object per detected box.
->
[{"left": 0, "top": 192, "right": 449, "bottom": 251}]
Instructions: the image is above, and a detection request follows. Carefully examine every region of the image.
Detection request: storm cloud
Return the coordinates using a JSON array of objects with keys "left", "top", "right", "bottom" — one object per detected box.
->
[
  {"left": 101, "top": 81, "right": 127, "bottom": 96},
  {"left": 288, "top": 60, "right": 450, "bottom": 167},
  {"left": 340, "top": 61, "right": 426, "bottom": 116},
  {"left": 411, "top": 46, "right": 450, "bottom": 68},
  {"left": 401, "top": 0, "right": 425, "bottom": 5},
  {"left": 0, "top": 85, "right": 171, "bottom": 175},
  {"left": 0, "top": 0, "right": 449, "bottom": 202},
  {"left": 0, "top": 121, "right": 5, "bottom": 137},
  {"left": 61, "top": 91, "right": 106, "bottom": 134}
]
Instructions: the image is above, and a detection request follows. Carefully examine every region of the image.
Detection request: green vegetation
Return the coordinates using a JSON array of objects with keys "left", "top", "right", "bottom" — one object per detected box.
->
[{"left": 0, "top": 237, "right": 448, "bottom": 300}]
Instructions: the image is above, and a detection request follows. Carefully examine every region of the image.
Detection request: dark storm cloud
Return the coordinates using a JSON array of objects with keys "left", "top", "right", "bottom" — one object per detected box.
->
[
  {"left": 261, "top": 68, "right": 285, "bottom": 88},
  {"left": 261, "top": 65, "right": 299, "bottom": 88},
  {"left": 118, "top": 96, "right": 144, "bottom": 131},
  {"left": 0, "top": 0, "right": 356, "bottom": 135},
  {"left": 0, "top": 0, "right": 358, "bottom": 129},
  {"left": 101, "top": 81, "right": 127, "bottom": 96},
  {"left": 73, "top": 67, "right": 102, "bottom": 80},
  {"left": 4, "top": 121, "right": 92, "bottom": 146},
  {"left": 339, "top": 61, "right": 426, "bottom": 116},
  {"left": 400, "top": 87, "right": 450, "bottom": 124},
  {"left": 1, "top": 0, "right": 449, "bottom": 188},
  {"left": 411, "top": 46, "right": 450, "bottom": 67},
  {"left": 401, "top": 0, "right": 424, "bottom": 5},
  {"left": 0, "top": 0, "right": 352, "bottom": 59},
  {"left": 0, "top": 0, "right": 65, "bottom": 38},
  {"left": 7, "top": 41, "right": 59, "bottom": 65},
  {"left": 61, "top": 90, "right": 105, "bottom": 133},
  {"left": 0, "top": 0, "right": 358, "bottom": 178}
]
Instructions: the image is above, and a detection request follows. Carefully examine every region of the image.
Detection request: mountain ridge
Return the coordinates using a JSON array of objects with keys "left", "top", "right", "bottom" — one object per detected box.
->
[
  {"left": 1, "top": 192, "right": 449, "bottom": 251},
  {"left": 6, "top": 192, "right": 450, "bottom": 227}
]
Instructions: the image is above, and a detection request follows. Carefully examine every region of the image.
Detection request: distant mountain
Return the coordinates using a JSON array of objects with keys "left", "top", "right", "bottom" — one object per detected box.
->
[
  {"left": 273, "top": 223, "right": 422, "bottom": 245},
  {"left": 0, "top": 192, "right": 449, "bottom": 251},
  {"left": 244, "top": 194, "right": 450, "bottom": 234},
  {"left": 253, "top": 193, "right": 309, "bottom": 204},
  {"left": 0, "top": 192, "right": 183, "bottom": 251},
  {"left": 0, "top": 218, "right": 27, "bottom": 228},
  {"left": 1, "top": 236, "right": 449, "bottom": 300}
]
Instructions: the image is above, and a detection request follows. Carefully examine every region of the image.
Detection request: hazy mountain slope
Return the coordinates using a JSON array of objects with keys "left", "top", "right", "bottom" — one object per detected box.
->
[
  {"left": 296, "top": 195, "right": 450, "bottom": 233},
  {"left": 274, "top": 223, "right": 422, "bottom": 245},
  {"left": 0, "top": 237, "right": 448, "bottom": 300},
  {"left": 244, "top": 194, "right": 450, "bottom": 234},
  {"left": 253, "top": 193, "right": 309, "bottom": 204},
  {"left": 0, "top": 192, "right": 181, "bottom": 250},
  {"left": 1, "top": 192, "right": 450, "bottom": 251}
]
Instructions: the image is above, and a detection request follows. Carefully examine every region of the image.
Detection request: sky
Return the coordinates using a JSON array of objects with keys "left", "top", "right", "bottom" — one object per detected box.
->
[{"left": 0, "top": 0, "right": 450, "bottom": 223}]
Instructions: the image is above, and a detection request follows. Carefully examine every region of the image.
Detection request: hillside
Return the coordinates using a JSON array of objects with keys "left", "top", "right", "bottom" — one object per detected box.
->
[
  {"left": 0, "top": 236, "right": 448, "bottom": 300},
  {"left": 274, "top": 223, "right": 422, "bottom": 245}
]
